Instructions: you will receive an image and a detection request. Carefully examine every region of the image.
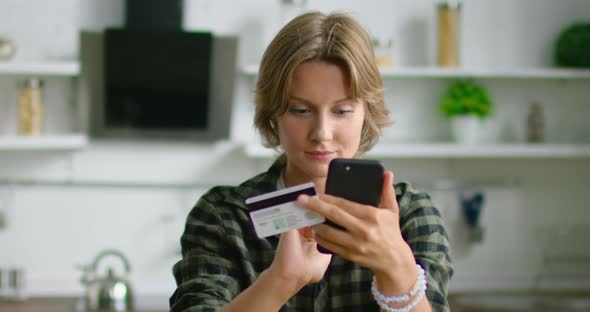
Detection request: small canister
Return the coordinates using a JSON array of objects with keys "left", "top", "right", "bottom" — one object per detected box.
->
[
  {"left": 9, "top": 268, "right": 27, "bottom": 300},
  {"left": 0, "top": 268, "right": 27, "bottom": 301},
  {"left": 0, "top": 36, "right": 17, "bottom": 60},
  {"left": 18, "top": 78, "right": 44, "bottom": 136}
]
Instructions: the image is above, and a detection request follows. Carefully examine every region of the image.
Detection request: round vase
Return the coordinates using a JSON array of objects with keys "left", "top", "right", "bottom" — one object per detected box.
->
[{"left": 451, "top": 115, "right": 484, "bottom": 144}]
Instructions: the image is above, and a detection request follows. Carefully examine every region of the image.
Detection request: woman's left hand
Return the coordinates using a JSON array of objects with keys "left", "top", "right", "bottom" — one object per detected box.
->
[{"left": 296, "top": 171, "right": 418, "bottom": 294}]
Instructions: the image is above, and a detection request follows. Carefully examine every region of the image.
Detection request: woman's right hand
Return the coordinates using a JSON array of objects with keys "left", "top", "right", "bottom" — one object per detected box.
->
[
  {"left": 220, "top": 228, "right": 331, "bottom": 312},
  {"left": 267, "top": 228, "right": 332, "bottom": 295}
]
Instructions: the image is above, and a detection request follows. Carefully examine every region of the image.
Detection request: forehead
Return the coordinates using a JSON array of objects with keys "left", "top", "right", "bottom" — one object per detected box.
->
[{"left": 289, "top": 61, "right": 352, "bottom": 99}]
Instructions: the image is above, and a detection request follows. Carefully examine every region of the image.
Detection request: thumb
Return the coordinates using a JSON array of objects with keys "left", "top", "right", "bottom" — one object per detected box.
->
[
  {"left": 278, "top": 229, "right": 299, "bottom": 247},
  {"left": 380, "top": 171, "right": 399, "bottom": 214}
]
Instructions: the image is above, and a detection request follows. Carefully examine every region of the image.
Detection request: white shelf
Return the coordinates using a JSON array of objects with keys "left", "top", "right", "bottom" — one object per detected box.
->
[
  {"left": 242, "top": 65, "right": 590, "bottom": 79},
  {"left": 0, "top": 61, "right": 80, "bottom": 76},
  {"left": 0, "top": 134, "right": 88, "bottom": 151},
  {"left": 244, "top": 143, "right": 590, "bottom": 159},
  {"left": 379, "top": 67, "right": 590, "bottom": 79}
]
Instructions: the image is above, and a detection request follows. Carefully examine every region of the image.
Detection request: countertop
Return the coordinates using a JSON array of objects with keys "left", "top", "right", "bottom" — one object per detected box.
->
[
  {"left": 449, "top": 290, "right": 590, "bottom": 312},
  {"left": 2, "top": 296, "right": 493, "bottom": 312},
  {"left": 0, "top": 297, "right": 167, "bottom": 312},
  {"left": 3, "top": 292, "right": 589, "bottom": 312}
]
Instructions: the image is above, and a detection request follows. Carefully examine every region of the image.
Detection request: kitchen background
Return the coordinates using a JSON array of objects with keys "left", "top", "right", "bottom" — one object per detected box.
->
[{"left": 1, "top": 0, "right": 590, "bottom": 310}]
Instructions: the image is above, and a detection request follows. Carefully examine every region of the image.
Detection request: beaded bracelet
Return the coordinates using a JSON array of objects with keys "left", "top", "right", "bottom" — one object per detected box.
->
[
  {"left": 375, "top": 284, "right": 427, "bottom": 312},
  {"left": 371, "top": 264, "right": 427, "bottom": 311},
  {"left": 370, "top": 264, "right": 425, "bottom": 304}
]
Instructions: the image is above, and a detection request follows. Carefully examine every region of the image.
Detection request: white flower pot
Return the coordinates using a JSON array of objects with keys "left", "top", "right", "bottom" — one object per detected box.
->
[{"left": 451, "top": 115, "right": 484, "bottom": 144}]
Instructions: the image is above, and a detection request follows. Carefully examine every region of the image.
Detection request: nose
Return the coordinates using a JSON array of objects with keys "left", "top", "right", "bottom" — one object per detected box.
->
[{"left": 311, "top": 113, "right": 332, "bottom": 143}]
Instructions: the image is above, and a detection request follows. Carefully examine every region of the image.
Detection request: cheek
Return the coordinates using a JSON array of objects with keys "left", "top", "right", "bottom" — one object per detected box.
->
[
  {"left": 277, "top": 118, "right": 305, "bottom": 145},
  {"left": 339, "top": 119, "right": 364, "bottom": 145}
]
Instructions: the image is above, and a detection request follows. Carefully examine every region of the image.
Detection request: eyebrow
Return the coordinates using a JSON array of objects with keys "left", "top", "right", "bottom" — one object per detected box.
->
[{"left": 288, "top": 95, "right": 354, "bottom": 105}]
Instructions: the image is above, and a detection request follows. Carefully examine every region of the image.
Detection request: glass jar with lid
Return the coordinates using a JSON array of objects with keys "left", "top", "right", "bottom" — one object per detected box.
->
[
  {"left": 17, "top": 77, "right": 44, "bottom": 136},
  {"left": 437, "top": 1, "right": 462, "bottom": 67}
]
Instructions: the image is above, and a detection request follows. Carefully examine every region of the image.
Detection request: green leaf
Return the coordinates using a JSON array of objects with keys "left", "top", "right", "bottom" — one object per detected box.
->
[{"left": 439, "top": 80, "right": 493, "bottom": 118}]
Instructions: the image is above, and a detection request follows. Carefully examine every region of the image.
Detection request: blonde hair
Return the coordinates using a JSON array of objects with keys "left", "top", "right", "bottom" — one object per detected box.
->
[{"left": 254, "top": 11, "right": 391, "bottom": 155}]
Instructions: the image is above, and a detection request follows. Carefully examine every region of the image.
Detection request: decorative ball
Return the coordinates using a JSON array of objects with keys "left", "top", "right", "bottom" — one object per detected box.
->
[{"left": 555, "top": 23, "right": 590, "bottom": 68}]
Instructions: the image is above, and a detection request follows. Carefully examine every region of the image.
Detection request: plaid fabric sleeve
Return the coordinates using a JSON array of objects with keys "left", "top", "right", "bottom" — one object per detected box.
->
[
  {"left": 397, "top": 183, "right": 454, "bottom": 312},
  {"left": 170, "top": 188, "right": 243, "bottom": 312}
]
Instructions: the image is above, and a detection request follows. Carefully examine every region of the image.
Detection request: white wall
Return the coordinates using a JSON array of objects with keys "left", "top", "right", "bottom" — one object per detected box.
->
[{"left": 0, "top": 0, "right": 589, "bottom": 302}]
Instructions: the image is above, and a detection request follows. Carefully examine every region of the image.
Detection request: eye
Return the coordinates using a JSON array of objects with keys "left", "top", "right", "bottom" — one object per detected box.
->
[
  {"left": 288, "top": 106, "right": 311, "bottom": 115},
  {"left": 334, "top": 107, "right": 354, "bottom": 115}
]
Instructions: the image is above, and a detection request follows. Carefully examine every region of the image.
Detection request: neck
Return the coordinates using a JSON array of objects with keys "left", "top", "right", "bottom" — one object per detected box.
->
[
  {"left": 282, "top": 168, "right": 326, "bottom": 194},
  {"left": 311, "top": 178, "right": 326, "bottom": 194}
]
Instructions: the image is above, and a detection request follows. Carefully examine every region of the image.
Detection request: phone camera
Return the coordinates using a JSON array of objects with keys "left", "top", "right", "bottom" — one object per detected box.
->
[{"left": 345, "top": 166, "right": 351, "bottom": 171}]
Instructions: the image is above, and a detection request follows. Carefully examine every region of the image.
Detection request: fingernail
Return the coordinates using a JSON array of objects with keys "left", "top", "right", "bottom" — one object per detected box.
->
[{"left": 298, "top": 194, "right": 309, "bottom": 203}]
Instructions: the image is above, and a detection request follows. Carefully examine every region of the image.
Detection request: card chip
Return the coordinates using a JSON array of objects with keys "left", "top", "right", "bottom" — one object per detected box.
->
[{"left": 273, "top": 218, "right": 287, "bottom": 229}]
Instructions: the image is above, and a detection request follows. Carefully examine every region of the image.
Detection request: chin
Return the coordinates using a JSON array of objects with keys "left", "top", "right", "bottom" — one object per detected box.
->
[{"left": 309, "top": 162, "right": 329, "bottom": 178}]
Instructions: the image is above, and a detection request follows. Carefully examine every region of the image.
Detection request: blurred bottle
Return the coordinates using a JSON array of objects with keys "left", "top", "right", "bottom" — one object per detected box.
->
[
  {"left": 279, "top": 0, "right": 307, "bottom": 28},
  {"left": 526, "top": 101, "right": 545, "bottom": 143},
  {"left": 437, "top": 1, "right": 461, "bottom": 67},
  {"left": 0, "top": 36, "right": 17, "bottom": 60},
  {"left": 18, "top": 78, "right": 44, "bottom": 136},
  {"left": 373, "top": 37, "right": 394, "bottom": 68},
  {"left": 0, "top": 267, "right": 27, "bottom": 301}
]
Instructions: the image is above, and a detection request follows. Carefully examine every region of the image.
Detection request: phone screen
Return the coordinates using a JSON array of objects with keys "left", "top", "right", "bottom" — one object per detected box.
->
[{"left": 318, "top": 158, "right": 384, "bottom": 254}]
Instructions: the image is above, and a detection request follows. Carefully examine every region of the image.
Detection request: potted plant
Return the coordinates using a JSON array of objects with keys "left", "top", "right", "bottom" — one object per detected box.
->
[{"left": 440, "top": 80, "right": 494, "bottom": 144}]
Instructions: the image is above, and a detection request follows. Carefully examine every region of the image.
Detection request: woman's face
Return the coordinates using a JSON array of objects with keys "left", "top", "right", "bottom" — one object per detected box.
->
[{"left": 276, "top": 61, "right": 365, "bottom": 185}]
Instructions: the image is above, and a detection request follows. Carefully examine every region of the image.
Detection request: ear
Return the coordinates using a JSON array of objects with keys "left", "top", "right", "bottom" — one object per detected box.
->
[{"left": 269, "top": 119, "right": 277, "bottom": 131}]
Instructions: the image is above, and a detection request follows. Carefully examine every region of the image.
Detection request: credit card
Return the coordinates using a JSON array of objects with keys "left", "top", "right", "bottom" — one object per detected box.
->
[{"left": 246, "top": 182, "right": 325, "bottom": 239}]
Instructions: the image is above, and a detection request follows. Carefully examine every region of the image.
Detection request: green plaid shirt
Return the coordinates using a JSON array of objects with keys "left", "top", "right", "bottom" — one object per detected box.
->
[{"left": 170, "top": 159, "right": 453, "bottom": 311}]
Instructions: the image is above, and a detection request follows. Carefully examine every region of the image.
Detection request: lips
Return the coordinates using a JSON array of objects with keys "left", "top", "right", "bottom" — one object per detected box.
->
[{"left": 305, "top": 150, "right": 335, "bottom": 160}]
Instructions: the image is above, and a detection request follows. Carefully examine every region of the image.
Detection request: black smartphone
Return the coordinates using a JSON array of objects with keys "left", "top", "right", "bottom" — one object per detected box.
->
[{"left": 317, "top": 158, "right": 384, "bottom": 254}]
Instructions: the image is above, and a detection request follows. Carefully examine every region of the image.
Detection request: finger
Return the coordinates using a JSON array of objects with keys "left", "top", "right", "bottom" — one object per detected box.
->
[
  {"left": 277, "top": 229, "right": 300, "bottom": 249},
  {"left": 318, "top": 194, "right": 375, "bottom": 219},
  {"left": 298, "top": 226, "right": 315, "bottom": 241},
  {"left": 297, "top": 194, "right": 365, "bottom": 232},
  {"left": 313, "top": 222, "right": 373, "bottom": 257},
  {"left": 312, "top": 227, "right": 360, "bottom": 260},
  {"left": 380, "top": 171, "right": 399, "bottom": 214},
  {"left": 312, "top": 223, "right": 353, "bottom": 248}
]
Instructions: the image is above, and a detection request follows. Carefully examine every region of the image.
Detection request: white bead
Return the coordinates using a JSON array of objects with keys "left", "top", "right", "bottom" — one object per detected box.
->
[{"left": 371, "top": 264, "right": 428, "bottom": 312}]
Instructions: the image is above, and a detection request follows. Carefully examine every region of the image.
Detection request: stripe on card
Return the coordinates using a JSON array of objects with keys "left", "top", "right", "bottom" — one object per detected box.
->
[{"left": 245, "top": 184, "right": 316, "bottom": 212}]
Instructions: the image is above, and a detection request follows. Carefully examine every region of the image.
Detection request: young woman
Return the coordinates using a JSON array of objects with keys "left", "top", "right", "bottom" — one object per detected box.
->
[{"left": 171, "top": 12, "right": 453, "bottom": 312}]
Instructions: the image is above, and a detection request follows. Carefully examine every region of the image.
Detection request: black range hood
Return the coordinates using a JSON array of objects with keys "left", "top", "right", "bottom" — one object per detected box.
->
[
  {"left": 125, "top": 0, "right": 183, "bottom": 31},
  {"left": 102, "top": 0, "right": 216, "bottom": 135}
]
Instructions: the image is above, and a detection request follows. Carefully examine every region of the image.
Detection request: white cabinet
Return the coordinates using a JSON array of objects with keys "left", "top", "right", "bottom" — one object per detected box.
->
[
  {"left": 0, "top": 135, "right": 87, "bottom": 151},
  {"left": 0, "top": 61, "right": 88, "bottom": 151},
  {"left": 0, "top": 62, "right": 79, "bottom": 76}
]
